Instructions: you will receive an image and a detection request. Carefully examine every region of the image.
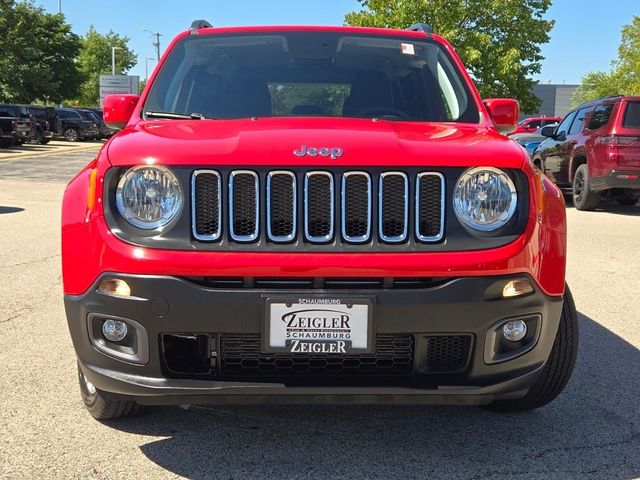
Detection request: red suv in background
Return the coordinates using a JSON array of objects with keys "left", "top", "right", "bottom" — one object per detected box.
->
[
  {"left": 533, "top": 96, "right": 640, "bottom": 210},
  {"left": 510, "top": 116, "right": 562, "bottom": 135}
]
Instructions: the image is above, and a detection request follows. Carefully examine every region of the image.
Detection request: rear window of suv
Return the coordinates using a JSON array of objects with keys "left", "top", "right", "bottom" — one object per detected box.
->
[
  {"left": 622, "top": 101, "right": 640, "bottom": 128},
  {"left": 145, "top": 31, "right": 479, "bottom": 123},
  {"left": 588, "top": 103, "right": 616, "bottom": 130}
]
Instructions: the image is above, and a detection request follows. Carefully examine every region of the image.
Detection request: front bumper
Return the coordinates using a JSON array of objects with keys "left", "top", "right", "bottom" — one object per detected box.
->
[{"left": 66, "top": 273, "right": 563, "bottom": 405}]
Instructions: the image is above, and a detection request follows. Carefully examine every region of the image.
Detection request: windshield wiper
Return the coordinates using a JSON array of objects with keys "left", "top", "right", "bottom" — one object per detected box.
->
[{"left": 144, "top": 111, "right": 208, "bottom": 120}]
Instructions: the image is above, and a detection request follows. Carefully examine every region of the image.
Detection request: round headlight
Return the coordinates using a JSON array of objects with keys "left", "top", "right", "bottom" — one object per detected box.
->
[
  {"left": 453, "top": 167, "right": 517, "bottom": 231},
  {"left": 116, "top": 166, "right": 183, "bottom": 229}
]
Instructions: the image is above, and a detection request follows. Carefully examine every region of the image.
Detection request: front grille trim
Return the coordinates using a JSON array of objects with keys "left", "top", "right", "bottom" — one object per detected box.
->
[
  {"left": 415, "top": 172, "right": 445, "bottom": 242},
  {"left": 341, "top": 171, "right": 372, "bottom": 243},
  {"left": 191, "top": 170, "right": 222, "bottom": 242},
  {"left": 379, "top": 171, "right": 409, "bottom": 243},
  {"left": 229, "top": 170, "right": 259, "bottom": 242},
  {"left": 304, "top": 171, "right": 335, "bottom": 243},
  {"left": 266, "top": 170, "right": 297, "bottom": 243}
]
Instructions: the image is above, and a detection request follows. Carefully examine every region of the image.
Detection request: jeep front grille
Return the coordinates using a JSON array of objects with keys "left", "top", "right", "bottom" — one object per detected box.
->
[{"left": 191, "top": 169, "right": 445, "bottom": 246}]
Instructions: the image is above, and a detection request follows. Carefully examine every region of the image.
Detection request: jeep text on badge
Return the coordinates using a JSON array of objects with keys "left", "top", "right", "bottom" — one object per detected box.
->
[{"left": 62, "top": 20, "right": 578, "bottom": 420}]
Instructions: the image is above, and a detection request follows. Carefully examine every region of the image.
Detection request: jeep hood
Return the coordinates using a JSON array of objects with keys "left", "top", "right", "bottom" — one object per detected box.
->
[{"left": 106, "top": 117, "right": 526, "bottom": 169}]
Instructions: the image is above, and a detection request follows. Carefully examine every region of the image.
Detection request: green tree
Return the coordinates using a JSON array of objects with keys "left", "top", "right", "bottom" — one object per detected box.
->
[
  {"left": 573, "top": 15, "right": 640, "bottom": 106},
  {"left": 0, "top": 0, "right": 82, "bottom": 103},
  {"left": 75, "top": 26, "right": 137, "bottom": 106},
  {"left": 344, "top": 0, "right": 554, "bottom": 113}
]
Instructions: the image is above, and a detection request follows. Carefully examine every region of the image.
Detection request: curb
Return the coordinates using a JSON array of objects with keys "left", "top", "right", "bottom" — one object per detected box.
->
[{"left": 0, "top": 143, "right": 102, "bottom": 162}]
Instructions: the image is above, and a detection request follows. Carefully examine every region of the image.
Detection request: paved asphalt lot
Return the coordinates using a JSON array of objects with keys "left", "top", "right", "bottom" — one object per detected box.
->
[{"left": 1, "top": 149, "right": 639, "bottom": 479}]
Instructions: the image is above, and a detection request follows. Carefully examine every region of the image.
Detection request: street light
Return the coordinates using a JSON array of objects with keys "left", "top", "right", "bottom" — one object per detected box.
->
[
  {"left": 143, "top": 29, "right": 163, "bottom": 61},
  {"left": 145, "top": 58, "right": 156, "bottom": 81},
  {"left": 111, "top": 46, "right": 122, "bottom": 75}
]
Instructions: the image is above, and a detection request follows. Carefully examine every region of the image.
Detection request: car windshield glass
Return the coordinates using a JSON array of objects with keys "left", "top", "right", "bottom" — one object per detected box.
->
[{"left": 145, "top": 31, "right": 479, "bottom": 122}]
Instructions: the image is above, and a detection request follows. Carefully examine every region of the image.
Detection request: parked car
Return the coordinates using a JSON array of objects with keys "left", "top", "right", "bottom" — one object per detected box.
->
[
  {"left": 511, "top": 124, "right": 558, "bottom": 158},
  {"left": 63, "top": 21, "right": 577, "bottom": 420},
  {"left": 0, "top": 104, "right": 33, "bottom": 148},
  {"left": 23, "top": 105, "right": 54, "bottom": 145},
  {"left": 510, "top": 116, "right": 562, "bottom": 136},
  {"left": 533, "top": 95, "right": 640, "bottom": 209},
  {"left": 73, "top": 108, "right": 103, "bottom": 140},
  {"left": 54, "top": 108, "right": 100, "bottom": 142},
  {"left": 89, "top": 108, "right": 113, "bottom": 139}
]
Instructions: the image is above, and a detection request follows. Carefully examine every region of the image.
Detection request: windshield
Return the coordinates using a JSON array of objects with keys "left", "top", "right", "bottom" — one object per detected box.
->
[{"left": 145, "top": 31, "right": 479, "bottom": 122}]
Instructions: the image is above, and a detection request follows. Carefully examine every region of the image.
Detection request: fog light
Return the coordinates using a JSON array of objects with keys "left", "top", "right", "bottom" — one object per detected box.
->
[
  {"left": 502, "top": 320, "right": 528, "bottom": 342},
  {"left": 102, "top": 319, "right": 128, "bottom": 342},
  {"left": 98, "top": 278, "right": 131, "bottom": 297},
  {"left": 502, "top": 279, "right": 534, "bottom": 298}
]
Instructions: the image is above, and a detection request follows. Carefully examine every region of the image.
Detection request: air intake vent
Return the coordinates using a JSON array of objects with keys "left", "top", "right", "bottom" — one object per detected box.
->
[
  {"left": 342, "top": 172, "right": 371, "bottom": 243},
  {"left": 416, "top": 172, "right": 445, "bottom": 242},
  {"left": 229, "top": 171, "right": 259, "bottom": 242},
  {"left": 379, "top": 172, "right": 408, "bottom": 242},
  {"left": 424, "top": 335, "right": 472, "bottom": 373},
  {"left": 191, "top": 170, "right": 221, "bottom": 241},
  {"left": 267, "top": 171, "right": 296, "bottom": 242},
  {"left": 304, "top": 172, "right": 334, "bottom": 242}
]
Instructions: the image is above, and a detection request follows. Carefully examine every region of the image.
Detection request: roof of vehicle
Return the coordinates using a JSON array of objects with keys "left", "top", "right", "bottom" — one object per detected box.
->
[{"left": 574, "top": 95, "right": 640, "bottom": 110}]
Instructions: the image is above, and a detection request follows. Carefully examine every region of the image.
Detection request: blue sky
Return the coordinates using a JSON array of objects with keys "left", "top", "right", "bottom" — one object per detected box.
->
[{"left": 39, "top": 0, "right": 638, "bottom": 86}]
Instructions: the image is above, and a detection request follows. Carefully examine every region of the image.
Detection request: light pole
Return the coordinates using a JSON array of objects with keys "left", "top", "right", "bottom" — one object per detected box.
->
[
  {"left": 58, "top": 0, "right": 61, "bottom": 13},
  {"left": 143, "top": 30, "right": 163, "bottom": 61},
  {"left": 111, "top": 46, "right": 122, "bottom": 75},
  {"left": 145, "top": 57, "right": 155, "bottom": 81}
]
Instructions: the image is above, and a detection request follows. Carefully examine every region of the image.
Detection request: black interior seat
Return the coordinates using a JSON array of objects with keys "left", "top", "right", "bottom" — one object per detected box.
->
[{"left": 342, "top": 71, "right": 394, "bottom": 117}]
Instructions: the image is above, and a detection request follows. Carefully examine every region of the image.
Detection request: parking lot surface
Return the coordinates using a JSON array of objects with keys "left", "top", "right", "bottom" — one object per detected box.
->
[
  {"left": 0, "top": 151, "right": 639, "bottom": 479},
  {"left": 0, "top": 140, "right": 103, "bottom": 162}
]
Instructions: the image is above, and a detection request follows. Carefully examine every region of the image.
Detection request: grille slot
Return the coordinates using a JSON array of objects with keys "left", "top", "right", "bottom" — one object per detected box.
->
[
  {"left": 219, "top": 334, "right": 414, "bottom": 377},
  {"left": 229, "top": 170, "right": 259, "bottom": 242},
  {"left": 191, "top": 170, "right": 222, "bottom": 241},
  {"left": 416, "top": 173, "right": 445, "bottom": 242},
  {"left": 267, "top": 171, "right": 296, "bottom": 242},
  {"left": 379, "top": 172, "right": 408, "bottom": 243},
  {"left": 424, "top": 335, "right": 472, "bottom": 373},
  {"left": 341, "top": 172, "right": 372, "bottom": 242},
  {"left": 304, "top": 171, "right": 334, "bottom": 242}
]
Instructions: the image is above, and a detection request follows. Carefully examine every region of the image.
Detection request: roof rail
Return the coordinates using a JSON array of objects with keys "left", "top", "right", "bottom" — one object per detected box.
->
[
  {"left": 406, "top": 23, "right": 433, "bottom": 34},
  {"left": 190, "top": 20, "right": 213, "bottom": 34}
]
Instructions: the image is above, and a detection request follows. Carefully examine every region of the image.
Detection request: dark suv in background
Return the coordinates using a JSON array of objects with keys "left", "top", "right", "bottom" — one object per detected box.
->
[
  {"left": 534, "top": 96, "right": 640, "bottom": 210},
  {"left": 24, "top": 105, "right": 55, "bottom": 144},
  {"left": 0, "top": 104, "right": 33, "bottom": 148},
  {"left": 54, "top": 108, "right": 100, "bottom": 142}
]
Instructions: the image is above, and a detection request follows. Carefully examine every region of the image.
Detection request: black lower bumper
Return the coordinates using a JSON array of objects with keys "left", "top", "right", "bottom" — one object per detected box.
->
[
  {"left": 591, "top": 170, "right": 640, "bottom": 192},
  {"left": 65, "top": 274, "right": 564, "bottom": 405}
]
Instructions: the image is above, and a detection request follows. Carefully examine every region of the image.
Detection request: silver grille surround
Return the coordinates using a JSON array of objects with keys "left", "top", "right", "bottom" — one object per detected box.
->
[
  {"left": 341, "top": 171, "right": 372, "bottom": 243},
  {"left": 415, "top": 172, "right": 446, "bottom": 242},
  {"left": 266, "top": 171, "right": 297, "bottom": 243},
  {"left": 191, "top": 170, "right": 222, "bottom": 242},
  {"left": 304, "top": 171, "right": 335, "bottom": 243},
  {"left": 378, "top": 172, "right": 409, "bottom": 243},
  {"left": 229, "top": 170, "right": 259, "bottom": 242}
]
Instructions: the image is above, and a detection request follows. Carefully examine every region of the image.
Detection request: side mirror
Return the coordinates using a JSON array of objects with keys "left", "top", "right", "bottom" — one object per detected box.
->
[
  {"left": 541, "top": 126, "right": 555, "bottom": 137},
  {"left": 103, "top": 94, "right": 139, "bottom": 130},
  {"left": 483, "top": 98, "right": 520, "bottom": 135}
]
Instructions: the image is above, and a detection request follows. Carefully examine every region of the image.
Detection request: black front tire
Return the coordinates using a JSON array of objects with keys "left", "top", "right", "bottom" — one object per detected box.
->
[
  {"left": 486, "top": 285, "right": 579, "bottom": 412},
  {"left": 78, "top": 364, "right": 143, "bottom": 420},
  {"left": 572, "top": 164, "right": 600, "bottom": 211}
]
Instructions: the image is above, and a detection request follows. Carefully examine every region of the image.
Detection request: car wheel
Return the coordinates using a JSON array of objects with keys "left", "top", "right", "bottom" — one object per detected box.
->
[
  {"left": 617, "top": 198, "right": 638, "bottom": 206},
  {"left": 0, "top": 138, "right": 14, "bottom": 148},
  {"left": 33, "top": 129, "right": 43, "bottom": 145},
  {"left": 78, "top": 364, "right": 143, "bottom": 420},
  {"left": 486, "top": 284, "right": 578, "bottom": 412},
  {"left": 63, "top": 128, "right": 80, "bottom": 142},
  {"left": 572, "top": 164, "right": 600, "bottom": 211}
]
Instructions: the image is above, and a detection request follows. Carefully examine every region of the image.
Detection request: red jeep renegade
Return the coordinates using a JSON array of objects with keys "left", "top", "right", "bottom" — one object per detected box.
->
[{"left": 62, "top": 21, "right": 577, "bottom": 419}]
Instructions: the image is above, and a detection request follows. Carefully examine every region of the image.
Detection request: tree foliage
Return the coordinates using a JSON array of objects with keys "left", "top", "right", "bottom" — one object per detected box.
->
[
  {"left": 344, "top": 0, "right": 554, "bottom": 113},
  {"left": 0, "top": 0, "right": 82, "bottom": 103},
  {"left": 75, "top": 26, "right": 137, "bottom": 106},
  {"left": 573, "top": 15, "right": 640, "bottom": 106}
]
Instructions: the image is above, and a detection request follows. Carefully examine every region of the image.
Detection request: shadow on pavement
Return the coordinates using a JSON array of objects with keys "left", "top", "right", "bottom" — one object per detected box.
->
[
  {"left": 108, "top": 313, "right": 640, "bottom": 479},
  {"left": 0, "top": 206, "right": 25, "bottom": 215}
]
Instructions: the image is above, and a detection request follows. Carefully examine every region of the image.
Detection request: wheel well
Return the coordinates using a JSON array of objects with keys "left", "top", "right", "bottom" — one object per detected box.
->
[
  {"left": 533, "top": 158, "right": 542, "bottom": 169},
  {"left": 571, "top": 156, "right": 587, "bottom": 182}
]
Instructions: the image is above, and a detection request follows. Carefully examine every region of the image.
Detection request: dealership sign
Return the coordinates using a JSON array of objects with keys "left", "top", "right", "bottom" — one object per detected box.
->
[{"left": 99, "top": 75, "right": 140, "bottom": 107}]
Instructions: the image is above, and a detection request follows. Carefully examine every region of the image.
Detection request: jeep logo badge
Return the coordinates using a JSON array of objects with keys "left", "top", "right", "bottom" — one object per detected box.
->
[{"left": 293, "top": 145, "right": 343, "bottom": 160}]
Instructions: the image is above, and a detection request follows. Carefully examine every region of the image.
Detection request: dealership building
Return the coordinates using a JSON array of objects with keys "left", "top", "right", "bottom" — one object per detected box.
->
[{"left": 529, "top": 83, "right": 579, "bottom": 118}]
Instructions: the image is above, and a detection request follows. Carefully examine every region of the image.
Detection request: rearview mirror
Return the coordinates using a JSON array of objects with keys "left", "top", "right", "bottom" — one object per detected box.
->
[
  {"left": 103, "top": 94, "right": 139, "bottom": 130},
  {"left": 483, "top": 98, "right": 520, "bottom": 135}
]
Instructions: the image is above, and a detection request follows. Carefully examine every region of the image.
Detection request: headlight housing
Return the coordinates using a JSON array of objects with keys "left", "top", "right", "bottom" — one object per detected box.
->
[
  {"left": 453, "top": 167, "right": 517, "bottom": 232},
  {"left": 115, "top": 166, "right": 183, "bottom": 230}
]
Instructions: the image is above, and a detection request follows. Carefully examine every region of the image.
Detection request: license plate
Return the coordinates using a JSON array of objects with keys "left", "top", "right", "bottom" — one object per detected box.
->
[{"left": 265, "top": 298, "right": 373, "bottom": 354}]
